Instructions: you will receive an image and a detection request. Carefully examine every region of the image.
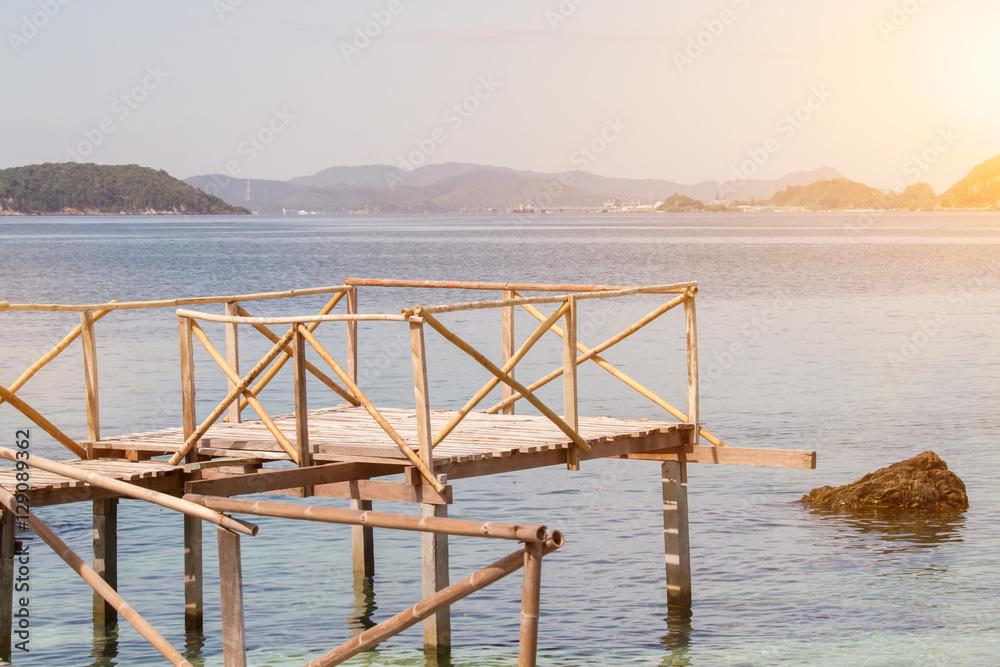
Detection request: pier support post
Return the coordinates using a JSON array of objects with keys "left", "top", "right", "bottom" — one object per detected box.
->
[
  {"left": 217, "top": 528, "right": 247, "bottom": 667},
  {"left": 0, "top": 508, "right": 15, "bottom": 662},
  {"left": 421, "top": 503, "right": 451, "bottom": 655},
  {"left": 184, "top": 515, "right": 204, "bottom": 632},
  {"left": 518, "top": 541, "right": 543, "bottom": 667},
  {"left": 92, "top": 498, "right": 118, "bottom": 635},
  {"left": 662, "top": 460, "right": 692, "bottom": 611},
  {"left": 350, "top": 498, "right": 375, "bottom": 579}
]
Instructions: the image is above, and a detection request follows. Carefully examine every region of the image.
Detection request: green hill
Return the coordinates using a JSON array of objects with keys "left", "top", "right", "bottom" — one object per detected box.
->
[
  {"left": 0, "top": 163, "right": 249, "bottom": 215},
  {"left": 893, "top": 182, "right": 938, "bottom": 210},
  {"left": 940, "top": 154, "right": 1000, "bottom": 209},
  {"left": 767, "top": 178, "right": 892, "bottom": 210},
  {"left": 656, "top": 193, "right": 706, "bottom": 212}
]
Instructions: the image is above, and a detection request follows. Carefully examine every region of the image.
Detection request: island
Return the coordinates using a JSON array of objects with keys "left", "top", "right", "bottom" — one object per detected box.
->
[{"left": 0, "top": 163, "right": 249, "bottom": 215}]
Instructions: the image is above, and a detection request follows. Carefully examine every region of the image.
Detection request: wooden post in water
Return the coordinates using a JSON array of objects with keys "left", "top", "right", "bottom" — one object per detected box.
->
[
  {"left": 224, "top": 302, "right": 241, "bottom": 424},
  {"left": 346, "top": 287, "right": 374, "bottom": 577},
  {"left": 501, "top": 289, "right": 516, "bottom": 415},
  {"left": 411, "top": 320, "right": 451, "bottom": 654},
  {"left": 292, "top": 326, "right": 314, "bottom": 497},
  {"left": 663, "top": 289, "right": 698, "bottom": 612},
  {"left": 217, "top": 528, "right": 247, "bottom": 667},
  {"left": 350, "top": 498, "right": 375, "bottom": 579},
  {"left": 518, "top": 541, "right": 544, "bottom": 667},
  {"left": 179, "top": 316, "right": 204, "bottom": 632},
  {"left": 0, "top": 508, "right": 15, "bottom": 662},
  {"left": 82, "top": 310, "right": 120, "bottom": 634},
  {"left": 92, "top": 498, "right": 118, "bottom": 635}
]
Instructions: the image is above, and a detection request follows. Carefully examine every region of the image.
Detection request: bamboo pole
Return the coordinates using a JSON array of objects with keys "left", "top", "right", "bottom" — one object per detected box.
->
[
  {"left": 235, "top": 293, "right": 358, "bottom": 410},
  {"left": 346, "top": 286, "right": 359, "bottom": 382},
  {"left": 306, "top": 534, "right": 563, "bottom": 666},
  {"left": 486, "top": 293, "right": 687, "bottom": 413},
  {"left": 344, "top": 277, "right": 696, "bottom": 294},
  {"left": 501, "top": 289, "right": 515, "bottom": 415},
  {"left": 410, "top": 321, "right": 434, "bottom": 468},
  {"left": 685, "top": 293, "right": 699, "bottom": 446},
  {"left": 0, "top": 385, "right": 87, "bottom": 458},
  {"left": 292, "top": 327, "right": 314, "bottom": 496},
  {"left": 431, "top": 302, "right": 568, "bottom": 448},
  {"left": 178, "top": 315, "right": 203, "bottom": 631},
  {"left": 184, "top": 495, "right": 548, "bottom": 542},
  {"left": 518, "top": 541, "right": 544, "bottom": 667},
  {"left": 295, "top": 326, "right": 446, "bottom": 493},
  {"left": 81, "top": 311, "right": 101, "bottom": 445},
  {"left": 0, "top": 486, "right": 193, "bottom": 667},
  {"left": 406, "top": 284, "right": 696, "bottom": 317},
  {"left": 0, "top": 448, "right": 257, "bottom": 536},
  {"left": 169, "top": 323, "right": 299, "bottom": 466},
  {"left": 562, "top": 297, "right": 579, "bottom": 471},
  {"left": 2, "top": 285, "right": 349, "bottom": 312},
  {"left": 224, "top": 302, "right": 241, "bottom": 424},
  {"left": 177, "top": 309, "right": 405, "bottom": 324},
  {"left": 0, "top": 307, "right": 111, "bottom": 407},
  {"left": 416, "top": 311, "right": 591, "bottom": 453},
  {"left": 515, "top": 301, "right": 727, "bottom": 447},
  {"left": 189, "top": 322, "right": 301, "bottom": 463}
]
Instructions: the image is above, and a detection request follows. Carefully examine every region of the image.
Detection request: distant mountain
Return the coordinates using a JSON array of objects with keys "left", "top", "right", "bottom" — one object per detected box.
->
[
  {"left": 186, "top": 162, "right": 845, "bottom": 214},
  {"left": 0, "top": 163, "right": 248, "bottom": 215},
  {"left": 940, "top": 154, "right": 1000, "bottom": 209},
  {"left": 894, "top": 183, "right": 938, "bottom": 210},
  {"left": 767, "top": 178, "right": 893, "bottom": 211}
]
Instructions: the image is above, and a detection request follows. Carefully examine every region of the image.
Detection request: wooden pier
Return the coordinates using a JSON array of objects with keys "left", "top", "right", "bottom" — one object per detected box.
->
[{"left": 0, "top": 278, "right": 815, "bottom": 665}]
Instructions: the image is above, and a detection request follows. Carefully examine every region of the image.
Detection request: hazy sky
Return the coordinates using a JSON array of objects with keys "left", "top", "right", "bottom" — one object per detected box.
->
[{"left": 2, "top": 0, "right": 997, "bottom": 190}]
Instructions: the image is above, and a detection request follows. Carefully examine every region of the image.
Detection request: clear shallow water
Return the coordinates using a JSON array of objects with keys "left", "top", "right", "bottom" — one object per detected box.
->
[{"left": 1, "top": 212, "right": 999, "bottom": 666}]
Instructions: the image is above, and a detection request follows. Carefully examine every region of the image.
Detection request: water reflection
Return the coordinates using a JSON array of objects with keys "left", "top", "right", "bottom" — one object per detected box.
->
[
  {"left": 809, "top": 508, "right": 966, "bottom": 552},
  {"left": 660, "top": 608, "right": 693, "bottom": 666},
  {"left": 89, "top": 626, "right": 118, "bottom": 667},
  {"left": 347, "top": 575, "right": 378, "bottom": 632},
  {"left": 183, "top": 629, "right": 206, "bottom": 666},
  {"left": 423, "top": 646, "right": 454, "bottom": 667}
]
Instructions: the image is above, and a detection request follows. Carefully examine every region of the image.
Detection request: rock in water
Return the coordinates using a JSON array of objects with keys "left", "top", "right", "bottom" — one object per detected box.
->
[{"left": 803, "top": 451, "right": 968, "bottom": 513}]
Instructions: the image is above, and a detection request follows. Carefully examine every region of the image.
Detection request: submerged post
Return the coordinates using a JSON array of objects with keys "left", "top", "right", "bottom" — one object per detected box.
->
[
  {"left": 0, "top": 507, "right": 14, "bottom": 662},
  {"left": 92, "top": 498, "right": 118, "bottom": 635},
  {"left": 179, "top": 316, "right": 204, "bottom": 632},
  {"left": 347, "top": 288, "right": 375, "bottom": 577},
  {"left": 518, "top": 541, "right": 544, "bottom": 667},
  {"left": 663, "top": 288, "right": 698, "bottom": 612},
  {"left": 350, "top": 499, "right": 375, "bottom": 579},
  {"left": 410, "top": 319, "right": 451, "bottom": 654},
  {"left": 217, "top": 528, "right": 247, "bottom": 667},
  {"left": 662, "top": 461, "right": 691, "bottom": 610}
]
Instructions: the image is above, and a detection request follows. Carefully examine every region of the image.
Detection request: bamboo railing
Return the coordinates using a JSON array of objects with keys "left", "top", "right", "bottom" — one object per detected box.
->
[
  {"left": 173, "top": 277, "right": 715, "bottom": 485},
  {"left": 0, "top": 278, "right": 715, "bottom": 467},
  {"left": 0, "top": 285, "right": 352, "bottom": 461}
]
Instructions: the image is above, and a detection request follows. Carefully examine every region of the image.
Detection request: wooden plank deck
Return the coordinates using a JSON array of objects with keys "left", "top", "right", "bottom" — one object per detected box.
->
[
  {"left": 0, "top": 459, "right": 184, "bottom": 507},
  {"left": 91, "top": 404, "right": 689, "bottom": 467}
]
